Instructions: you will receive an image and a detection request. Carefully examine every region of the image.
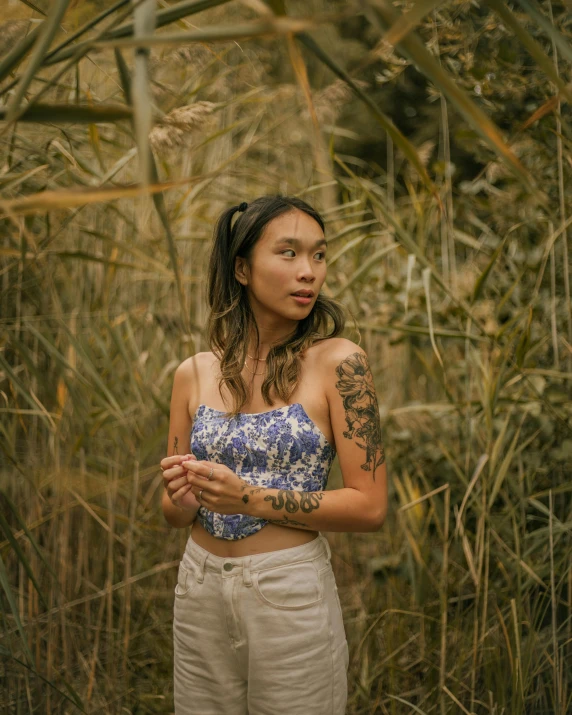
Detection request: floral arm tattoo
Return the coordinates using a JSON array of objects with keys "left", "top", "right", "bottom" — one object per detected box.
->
[
  {"left": 335, "top": 351, "right": 385, "bottom": 479},
  {"left": 240, "top": 351, "right": 384, "bottom": 528}
]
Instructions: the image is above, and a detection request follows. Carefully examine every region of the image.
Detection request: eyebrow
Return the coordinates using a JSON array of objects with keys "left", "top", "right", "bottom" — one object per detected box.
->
[{"left": 275, "top": 237, "right": 328, "bottom": 248}]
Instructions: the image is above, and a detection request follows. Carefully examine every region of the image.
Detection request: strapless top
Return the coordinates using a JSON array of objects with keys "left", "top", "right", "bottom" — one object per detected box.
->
[{"left": 189, "top": 403, "right": 336, "bottom": 541}]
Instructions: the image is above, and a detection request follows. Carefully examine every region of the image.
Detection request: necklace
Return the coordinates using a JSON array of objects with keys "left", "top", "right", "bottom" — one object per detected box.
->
[
  {"left": 244, "top": 351, "right": 268, "bottom": 375},
  {"left": 244, "top": 360, "right": 265, "bottom": 375}
]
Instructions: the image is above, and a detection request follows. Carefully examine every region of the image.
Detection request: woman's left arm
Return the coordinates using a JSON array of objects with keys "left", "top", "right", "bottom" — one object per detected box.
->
[
  {"left": 184, "top": 340, "right": 387, "bottom": 533},
  {"left": 246, "top": 341, "right": 387, "bottom": 532}
]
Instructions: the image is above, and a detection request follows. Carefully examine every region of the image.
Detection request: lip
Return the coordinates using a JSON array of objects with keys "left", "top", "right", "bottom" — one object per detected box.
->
[{"left": 291, "top": 295, "right": 313, "bottom": 305}]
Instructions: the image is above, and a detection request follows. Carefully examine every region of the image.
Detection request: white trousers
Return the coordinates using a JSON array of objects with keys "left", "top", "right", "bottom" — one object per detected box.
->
[{"left": 173, "top": 529, "right": 349, "bottom": 714}]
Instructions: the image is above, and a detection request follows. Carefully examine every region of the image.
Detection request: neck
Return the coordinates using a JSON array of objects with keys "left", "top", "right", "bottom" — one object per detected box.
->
[{"left": 246, "top": 328, "right": 297, "bottom": 360}]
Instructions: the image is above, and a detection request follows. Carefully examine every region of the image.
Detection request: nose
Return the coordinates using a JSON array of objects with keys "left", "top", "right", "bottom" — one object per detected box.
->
[{"left": 297, "top": 257, "right": 317, "bottom": 281}]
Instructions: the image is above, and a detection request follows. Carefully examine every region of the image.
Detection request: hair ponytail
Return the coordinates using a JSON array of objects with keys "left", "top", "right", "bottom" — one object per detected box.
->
[{"left": 207, "top": 205, "right": 245, "bottom": 313}]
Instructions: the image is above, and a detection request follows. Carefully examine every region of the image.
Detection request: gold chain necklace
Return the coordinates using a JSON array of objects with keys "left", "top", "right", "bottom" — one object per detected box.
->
[
  {"left": 244, "top": 361, "right": 265, "bottom": 375},
  {"left": 244, "top": 352, "right": 267, "bottom": 376}
]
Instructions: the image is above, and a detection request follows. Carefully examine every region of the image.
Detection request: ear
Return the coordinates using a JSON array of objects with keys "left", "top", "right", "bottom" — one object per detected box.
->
[{"left": 234, "top": 256, "right": 249, "bottom": 286}]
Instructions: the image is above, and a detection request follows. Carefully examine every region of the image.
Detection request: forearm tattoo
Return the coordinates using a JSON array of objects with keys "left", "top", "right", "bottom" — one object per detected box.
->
[
  {"left": 334, "top": 351, "right": 385, "bottom": 479},
  {"left": 264, "top": 490, "right": 324, "bottom": 514},
  {"left": 241, "top": 484, "right": 265, "bottom": 505},
  {"left": 267, "top": 516, "right": 309, "bottom": 527},
  {"left": 172, "top": 436, "right": 179, "bottom": 454}
]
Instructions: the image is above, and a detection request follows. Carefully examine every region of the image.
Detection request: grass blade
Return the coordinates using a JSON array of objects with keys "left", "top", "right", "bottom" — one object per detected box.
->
[
  {"left": 484, "top": 0, "right": 572, "bottom": 105},
  {"left": 0, "top": 103, "right": 133, "bottom": 123},
  {"left": 514, "top": 0, "right": 572, "bottom": 65},
  {"left": 297, "top": 31, "right": 436, "bottom": 196},
  {"left": 384, "top": 0, "right": 447, "bottom": 45},
  {"left": 5, "top": 0, "right": 71, "bottom": 123},
  {"left": 422, "top": 266, "right": 444, "bottom": 369},
  {"left": 45, "top": 0, "right": 232, "bottom": 65},
  {"left": 0, "top": 553, "right": 34, "bottom": 665},
  {"left": 0, "top": 21, "right": 43, "bottom": 84},
  {"left": 363, "top": 0, "right": 539, "bottom": 199},
  {"left": 0, "top": 510, "right": 48, "bottom": 610},
  {"left": 0, "top": 174, "right": 207, "bottom": 215}
]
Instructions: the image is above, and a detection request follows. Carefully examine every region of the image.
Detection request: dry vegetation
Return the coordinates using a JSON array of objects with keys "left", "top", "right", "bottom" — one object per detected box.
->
[{"left": 0, "top": 0, "right": 571, "bottom": 713}]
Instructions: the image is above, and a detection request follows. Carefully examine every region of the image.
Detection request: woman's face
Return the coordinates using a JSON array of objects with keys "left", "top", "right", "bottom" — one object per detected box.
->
[{"left": 235, "top": 208, "right": 327, "bottom": 321}]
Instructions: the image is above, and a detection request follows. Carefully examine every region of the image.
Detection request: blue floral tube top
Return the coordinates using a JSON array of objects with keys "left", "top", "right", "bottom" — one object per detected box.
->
[{"left": 189, "top": 403, "right": 337, "bottom": 540}]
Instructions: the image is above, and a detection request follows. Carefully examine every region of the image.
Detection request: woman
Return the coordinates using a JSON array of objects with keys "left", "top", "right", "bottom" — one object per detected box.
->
[{"left": 160, "top": 195, "right": 387, "bottom": 715}]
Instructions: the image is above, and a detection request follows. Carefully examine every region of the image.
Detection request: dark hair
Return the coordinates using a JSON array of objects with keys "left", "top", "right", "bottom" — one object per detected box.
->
[{"left": 205, "top": 194, "right": 346, "bottom": 418}]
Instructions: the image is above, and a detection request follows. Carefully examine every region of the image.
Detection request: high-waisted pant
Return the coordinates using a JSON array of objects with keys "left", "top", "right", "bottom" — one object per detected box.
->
[{"left": 173, "top": 528, "right": 349, "bottom": 714}]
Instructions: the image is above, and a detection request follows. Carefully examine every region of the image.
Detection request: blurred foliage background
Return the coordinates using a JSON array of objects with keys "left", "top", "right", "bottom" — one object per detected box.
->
[{"left": 1, "top": 0, "right": 571, "bottom": 712}]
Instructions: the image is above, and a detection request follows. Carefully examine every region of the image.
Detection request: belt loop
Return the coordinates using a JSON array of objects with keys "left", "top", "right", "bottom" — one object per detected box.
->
[
  {"left": 242, "top": 557, "right": 252, "bottom": 587},
  {"left": 195, "top": 551, "right": 208, "bottom": 583}
]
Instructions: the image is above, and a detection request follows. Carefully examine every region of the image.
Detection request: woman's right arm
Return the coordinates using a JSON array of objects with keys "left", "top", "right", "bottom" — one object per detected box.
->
[{"left": 161, "top": 356, "right": 202, "bottom": 528}]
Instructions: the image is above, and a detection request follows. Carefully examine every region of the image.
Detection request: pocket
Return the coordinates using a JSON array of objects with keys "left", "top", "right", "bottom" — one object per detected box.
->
[
  {"left": 174, "top": 561, "right": 198, "bottom": 599},
  {"left": 319, "top": 564, "right": 346, "bottom": 634},
  {"left": 252, "top": 559, "right": 323, "bottom": 610}
]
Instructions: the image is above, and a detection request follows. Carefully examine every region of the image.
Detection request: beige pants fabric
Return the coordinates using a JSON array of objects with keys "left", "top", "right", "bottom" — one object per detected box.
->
[{"left": 173, "top": 529, "right": 349, "bottom": 714}]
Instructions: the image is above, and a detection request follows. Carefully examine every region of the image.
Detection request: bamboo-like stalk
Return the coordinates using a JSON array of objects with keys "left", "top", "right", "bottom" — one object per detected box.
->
[
  {"left": 547, "top": 0, "right": 572, "bottom": 378},
  {"left": 121, "top": 460, "right": 139, "bottom": 682},
  {"left": 439, "top": 486, "right": 449, "bottom": 715}
]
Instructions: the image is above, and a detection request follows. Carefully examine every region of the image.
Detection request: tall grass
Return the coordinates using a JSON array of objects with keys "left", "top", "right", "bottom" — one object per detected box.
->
[{"left": 1, "top": 0, "right": 571, "bottom": 712}]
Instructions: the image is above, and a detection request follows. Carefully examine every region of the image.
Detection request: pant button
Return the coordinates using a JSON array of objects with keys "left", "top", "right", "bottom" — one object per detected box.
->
[{"left": 223, "top": 563, "right": 234, "bottom": 571}]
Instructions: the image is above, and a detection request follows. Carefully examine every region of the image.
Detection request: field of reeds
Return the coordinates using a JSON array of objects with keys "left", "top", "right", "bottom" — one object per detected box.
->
[{"left": 1, "top": 0, "right": 571, "bottom": 713}]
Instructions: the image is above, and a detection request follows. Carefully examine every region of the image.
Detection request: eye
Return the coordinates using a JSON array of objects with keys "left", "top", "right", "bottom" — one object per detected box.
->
[{"left": 280, "top": 250, "right": 326, "bottom": 260}]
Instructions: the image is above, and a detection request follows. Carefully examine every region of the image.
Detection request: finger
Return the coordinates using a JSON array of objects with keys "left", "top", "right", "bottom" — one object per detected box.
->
[
  {"left": 166, "top": 475, "right": 188, "bottom": 493},
  {"left": 163, "top": 467, "right": 189, "bottom": 492},
  {"left": 172, "top": 484, "right": 194, "bottom": 503},
  {"left": 161, "top": 454, "right": 195, "bottom": 470},
  {"left": 183, "top": 460, "right": 218, "bottom": 480},
  {"left": 187, "top": 474, "right": 220, "bottom": 497},
  {"left": 163, "top": 464, "right": 190, "bottom": 481}
]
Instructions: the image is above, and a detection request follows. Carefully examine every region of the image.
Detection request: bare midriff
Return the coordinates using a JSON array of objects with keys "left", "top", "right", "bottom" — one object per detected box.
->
[{"left": 190, "top": 517, "right": 320, "bottom": 557}]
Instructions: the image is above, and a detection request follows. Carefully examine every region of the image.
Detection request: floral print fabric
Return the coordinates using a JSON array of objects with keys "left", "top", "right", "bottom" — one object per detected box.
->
[{"left": 190, "top": 403, "right": 337, "bottom": 540}]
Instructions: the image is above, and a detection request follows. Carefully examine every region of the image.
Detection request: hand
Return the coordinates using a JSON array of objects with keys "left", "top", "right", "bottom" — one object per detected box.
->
[
  {"left": 160, "top": 453, "right": 201, "bottom": 512},
  {"left": 182, "top": 459, "right": 256, "bottom": 516}
]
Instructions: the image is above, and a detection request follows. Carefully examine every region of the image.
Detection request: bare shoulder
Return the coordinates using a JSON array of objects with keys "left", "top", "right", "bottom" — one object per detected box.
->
[
  {"left": 175, "top": 351, "right": 209, "bottom": 385},
  {"left": 318, "top": 338, "right": 375, "bottom": 404},
  {"left": 314, "top": 337, "right": 367, "bottom": 364}
]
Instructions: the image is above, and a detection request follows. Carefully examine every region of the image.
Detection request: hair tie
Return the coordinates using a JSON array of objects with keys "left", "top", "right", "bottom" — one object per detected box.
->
[{"left": 237, "top": 201, "right": 248, "bottom": 212}]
